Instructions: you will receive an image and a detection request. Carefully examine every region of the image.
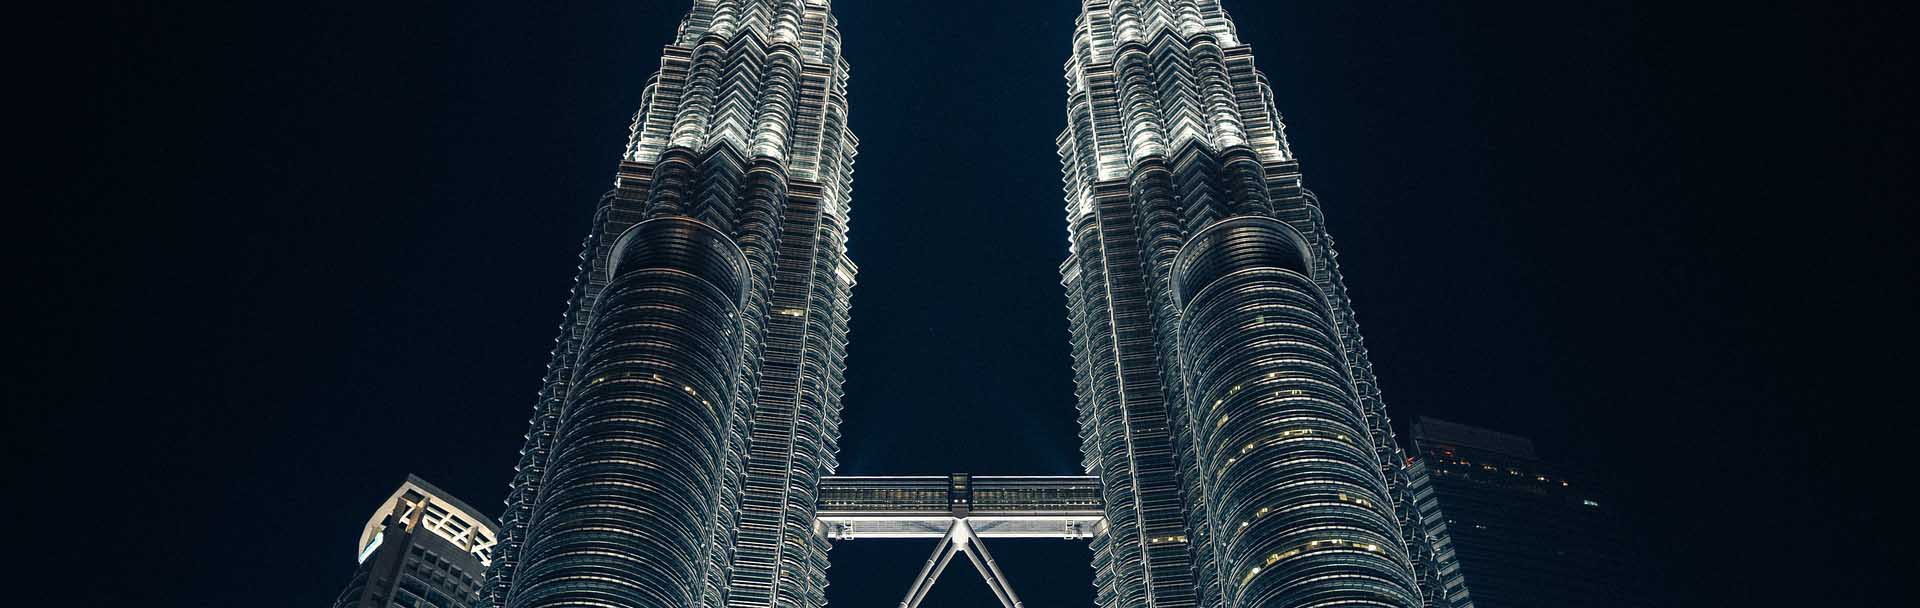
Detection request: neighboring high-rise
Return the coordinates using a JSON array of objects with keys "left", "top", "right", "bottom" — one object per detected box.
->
[
  {"left": 331, "top": 476, "right": 499, "bottom": 608},
  {"left": 481, "top": 1, "right": 857, "bottom": 607},
  {"left": 1056, "top": 1, "right": 1442, "bottom": 606},
  {"left": 1407, "top": 417, "right": 1655, "bottom": 608}
]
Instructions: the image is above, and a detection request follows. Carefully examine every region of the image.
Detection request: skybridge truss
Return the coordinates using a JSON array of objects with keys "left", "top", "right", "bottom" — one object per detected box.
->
[{"left": 815, "top": 474, "right": 1104, "bottom": 607}]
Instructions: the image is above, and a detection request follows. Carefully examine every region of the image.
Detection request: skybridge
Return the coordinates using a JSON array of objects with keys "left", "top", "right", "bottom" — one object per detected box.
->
[{"left": 816, "top": 474, "right": 1103, "bottom": 607}]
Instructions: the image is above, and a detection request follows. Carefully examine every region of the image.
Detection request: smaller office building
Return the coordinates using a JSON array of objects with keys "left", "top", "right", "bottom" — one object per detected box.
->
[
  {"left": 331, "top": 476, "right": 499, "bottom": 608},
  {"left": 1408, "top": 417, "right": 1656, "bottom": 608}
]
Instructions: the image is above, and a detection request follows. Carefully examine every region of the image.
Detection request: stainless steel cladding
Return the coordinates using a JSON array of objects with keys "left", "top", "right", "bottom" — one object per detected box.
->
[
  {"left": 487, "top": 2, "right": 857, "bottom": 607},
  {"left": 1174, "top": 217, "right": 1418, "bottom": 607},
  {"left": 1059, "top": 2, "right": 1437, "bottom": 606},
  {"left": 506, "top": 218, "right": 748, "bottom": 607}
]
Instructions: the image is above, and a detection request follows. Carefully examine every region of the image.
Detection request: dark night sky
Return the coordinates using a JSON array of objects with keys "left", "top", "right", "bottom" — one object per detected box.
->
[{"left": 15, "top": 1, "right": 1911, "bottom": 606}]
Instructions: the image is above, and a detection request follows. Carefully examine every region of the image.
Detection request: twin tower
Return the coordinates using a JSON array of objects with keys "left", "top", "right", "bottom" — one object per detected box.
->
[{"left": 482, "top": 2, "right": 1448, "bottom": 607}]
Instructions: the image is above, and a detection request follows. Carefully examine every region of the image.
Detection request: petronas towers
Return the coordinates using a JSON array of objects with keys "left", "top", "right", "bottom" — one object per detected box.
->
[
  {"left": 1059, "top": 3, "right": 1443, "bottom": 607},
  {"left": 483, "top": 2, "right": 852, "bottom": 606},
  {"left": 480, "top": 1, "right": 1447, "bottom": 607}
]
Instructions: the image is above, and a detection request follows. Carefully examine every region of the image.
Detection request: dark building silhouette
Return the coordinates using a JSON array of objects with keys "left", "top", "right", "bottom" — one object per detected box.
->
[
  {"left": 331, "top": 476, "right": 499, "bottom": 608},
  {"left": 1408, "top": 417, "right": 1655, "bottom": 608}
]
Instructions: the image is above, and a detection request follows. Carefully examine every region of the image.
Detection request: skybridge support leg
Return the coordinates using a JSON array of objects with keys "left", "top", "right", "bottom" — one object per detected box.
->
[
  {"left": 899, "top": 524, "right": 960, "bottom": 608},
  {"left": 960, "top": 526, "right": 1025, "bottom": 608},
  {"left": 898, "top": 520, "right": 1025, "bottom": 608}
]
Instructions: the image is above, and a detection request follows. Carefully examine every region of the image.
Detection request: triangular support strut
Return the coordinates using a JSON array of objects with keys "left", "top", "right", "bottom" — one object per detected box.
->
[{"left": 898, "top": 519, "right": 1025, "bottom": 608}]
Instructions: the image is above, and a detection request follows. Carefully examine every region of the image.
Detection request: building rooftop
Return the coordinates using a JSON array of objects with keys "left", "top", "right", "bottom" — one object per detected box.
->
[
  {"left": 354, "top": 475, "right": 500, "bottom": 566},
  {"left": 1412, "top": 417, "right": 1538, "bottom": 460}
]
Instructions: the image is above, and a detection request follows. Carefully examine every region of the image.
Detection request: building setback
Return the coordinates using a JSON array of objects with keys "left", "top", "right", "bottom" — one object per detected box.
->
[
  {"left": 1056, "top": 2, "right": 1450, "bottom": 607},
  {"left": 330, "top": 476, "right": 499, "bottom": 608},
  {"left": 1408, "top": 417, "right": 1656, "bottom": 608},
  {"left": 480, "top": 1, "right": 857, "bottom": 607}
]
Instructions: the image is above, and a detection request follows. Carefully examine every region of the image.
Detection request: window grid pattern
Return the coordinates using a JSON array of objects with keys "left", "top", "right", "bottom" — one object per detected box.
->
[{"left": 332, "top": 478, "right": 497, "bottom": 608}]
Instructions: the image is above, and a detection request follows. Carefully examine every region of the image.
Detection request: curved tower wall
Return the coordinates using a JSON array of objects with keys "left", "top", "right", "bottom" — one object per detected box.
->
[
  {"left": 508, "top": 218, "right": 750, "bottom": 607},
  {"left": 487, "top": 2, "right": 857, "bottom": 607},
  {"left": 1057, "top": 1, "right": 1438, "bottom": 606},
  {"left": 1172, "top": 217, "right": 1418, "bottom": 606}
]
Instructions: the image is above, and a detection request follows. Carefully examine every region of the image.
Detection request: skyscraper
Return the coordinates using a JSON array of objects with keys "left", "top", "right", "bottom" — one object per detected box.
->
[
  {"left": 1407, "top": 417, "right": 1655, "bottom": 608},
  {"left": 482, "top": 1, "right": 857, "bottom": 607},
  {"left": 332, "top": 476, "right": 499, "bottom": 608},
  {"left": 480, "top": 1, "right": 1456, "bottom": 607},
  {"left": 1056, "top": 2, "right": 1440, "bottom": 606}
]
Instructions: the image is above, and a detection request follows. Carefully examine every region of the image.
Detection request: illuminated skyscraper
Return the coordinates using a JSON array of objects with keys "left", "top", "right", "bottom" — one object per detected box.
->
[
  {"left": 478, "top": 1, "right": 1459, "bottom": 607},
  {"left": 331, "top": 476, "right": 499, "bottom": 608},
  {"left": 481, "top": 1, "right": 857, "bottom": 607},
  {"left": 1056, "top": 1, "right": 1442, "bottom": 606}
]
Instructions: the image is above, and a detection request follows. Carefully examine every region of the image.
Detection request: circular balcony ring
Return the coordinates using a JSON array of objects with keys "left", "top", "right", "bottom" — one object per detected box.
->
[
  {"left": 1172, "top": 215, "right": 1314, "bottom": 309},
  {"left": 608, "top": 216, "right": 750, "bottom": 304}
]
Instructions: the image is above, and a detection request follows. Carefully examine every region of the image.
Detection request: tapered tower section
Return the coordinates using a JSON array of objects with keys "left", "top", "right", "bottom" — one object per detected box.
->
[
  {"left": 1057, "top": 2, "right": 1438, "bottom": 606},
  {"left": 484, "top": 2, "right": 857, "bottom": 607}
]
